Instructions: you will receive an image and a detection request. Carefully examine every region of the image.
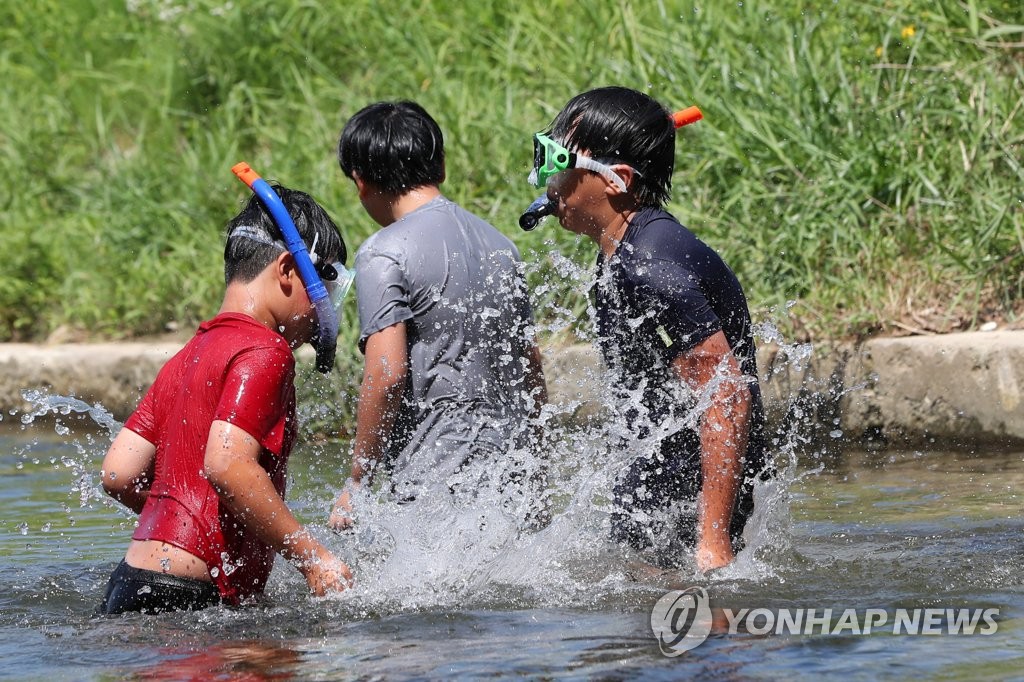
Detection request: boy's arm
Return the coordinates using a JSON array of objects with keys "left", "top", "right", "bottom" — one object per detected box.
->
[
  {"left": 101, "top": 428, "right": 157, "bottom": 514},
  {"left": 525, "top": 342, "right": 548, "bottom": 419},
  {"left": 329, "top": 322, "right": 408, "bottom": 530},
  {"left": 204, "top": 420, "right": 352, "bottom": 595},
  {"left": 671, "top": 330, "right": 751, "bottom": 573}
]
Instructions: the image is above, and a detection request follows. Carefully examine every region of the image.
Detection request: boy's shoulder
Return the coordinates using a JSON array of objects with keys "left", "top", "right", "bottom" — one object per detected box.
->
[
  {"left": 357, "top": 196, "right": 516, "bottom": 257},
  {"left": 626, "top": 207, "right": 699, "bottom": 255},
  {"left": 189, "top": 313, "right": 295, "bottom": 365}
]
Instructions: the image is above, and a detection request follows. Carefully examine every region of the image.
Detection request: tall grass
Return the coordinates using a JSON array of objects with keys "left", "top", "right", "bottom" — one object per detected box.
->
[{"left": 2, "top": 0, "right": 1023, "bottom": 416}]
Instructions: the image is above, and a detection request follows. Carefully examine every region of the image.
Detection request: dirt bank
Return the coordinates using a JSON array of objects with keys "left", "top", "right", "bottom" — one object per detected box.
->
[{"left": 3, "top": 332, "right": 1023, "bottom": 449}]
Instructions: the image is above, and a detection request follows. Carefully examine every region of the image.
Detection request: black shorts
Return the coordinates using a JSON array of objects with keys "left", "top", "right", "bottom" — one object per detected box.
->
[
  {"left": 96, "top": 560, "right": 221, "bottom": 615},
  {"left": 610, "top": 429, "right": 768, "bottom": 568}
]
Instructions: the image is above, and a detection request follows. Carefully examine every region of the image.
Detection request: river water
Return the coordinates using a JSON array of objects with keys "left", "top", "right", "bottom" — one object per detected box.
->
[{"left": 1, "top": 407, "right": 1021, "bottom": 680}]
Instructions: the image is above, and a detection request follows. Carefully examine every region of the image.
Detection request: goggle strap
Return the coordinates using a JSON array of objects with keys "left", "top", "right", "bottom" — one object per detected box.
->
[
  {"left": 575, "top": 157, "right": 628, "bottom": 193},
  {"left": 229, "top": 226, "right": 287, "bottom": 251},
  {"left": 231, "top": 225, "right": 329, "bottom": 265}
]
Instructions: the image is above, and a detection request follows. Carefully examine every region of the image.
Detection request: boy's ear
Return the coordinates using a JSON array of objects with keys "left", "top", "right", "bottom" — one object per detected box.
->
[
  {"left": 606, "top": 164, "right": 635, "bottom": 197},
  {"left": 352, "top": 172, "right": 371, "bottom": 199},
  {"left": 275, "top": 251, "right": 299, "bottom": 288}
]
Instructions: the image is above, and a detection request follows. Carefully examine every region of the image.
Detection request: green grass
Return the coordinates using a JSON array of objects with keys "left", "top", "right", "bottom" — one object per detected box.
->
[{"left": 2, "top": 0, "right": 1023, "bottom": 424}]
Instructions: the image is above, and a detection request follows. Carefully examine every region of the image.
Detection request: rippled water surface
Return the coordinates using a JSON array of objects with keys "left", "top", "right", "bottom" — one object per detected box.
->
[{"left": 1, "top": 418, "right": 1021, "bottom": 681}]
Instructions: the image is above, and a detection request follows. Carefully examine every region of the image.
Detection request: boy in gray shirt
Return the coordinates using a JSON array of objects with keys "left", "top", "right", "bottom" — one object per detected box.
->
[{"left": 329, "top": 101, "right": 547, "bottom": 527}]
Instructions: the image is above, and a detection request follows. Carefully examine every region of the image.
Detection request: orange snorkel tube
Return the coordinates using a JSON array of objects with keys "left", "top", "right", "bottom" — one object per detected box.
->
[{"left": 671, "top": 105, "right": 703, "bottom": 129}]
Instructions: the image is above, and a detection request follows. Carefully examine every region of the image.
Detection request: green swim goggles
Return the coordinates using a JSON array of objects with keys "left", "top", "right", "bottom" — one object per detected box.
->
[{"left": 528, "top": 132, "right": 629, "bottom": 192}]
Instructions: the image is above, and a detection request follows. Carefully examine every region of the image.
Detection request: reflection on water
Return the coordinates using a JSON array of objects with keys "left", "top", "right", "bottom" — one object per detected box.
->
[
  {"left": 801, "top": 449, "right": 1024, "bottom": 523},
  {"left": 129, "top": 640, "right": 302, "bottom": 681},
  {"left": 1, "top": 411, "right": 1021, "bottom": 680}
]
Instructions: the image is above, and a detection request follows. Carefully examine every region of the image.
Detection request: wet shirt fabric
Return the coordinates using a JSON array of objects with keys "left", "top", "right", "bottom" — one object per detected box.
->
[
  {"left": 355, "top": 196, "right": 537, "bottom": 499},
  {"left": 124, "top": 312, "right": 297, "bottom": 604},
  {"left": 593, "top": 207, "right": 769, "bottom": 561}
]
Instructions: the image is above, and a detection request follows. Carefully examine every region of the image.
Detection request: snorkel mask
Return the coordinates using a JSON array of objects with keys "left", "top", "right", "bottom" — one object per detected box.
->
[
  {"left": 231, "top": 162, "right": 353, "bottom": 373},
  {"left": 521, "top": 105, "right": 704, "bottom": 231},
  {"left": 528, "top": 133, "right": 629, "bottom": 193}
]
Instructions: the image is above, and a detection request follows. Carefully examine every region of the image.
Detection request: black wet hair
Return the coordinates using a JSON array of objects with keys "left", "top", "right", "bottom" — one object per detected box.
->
[
  {"left": 337, "top": 100, "right": 445, "bottom": 195},
  {"left": 223, "top": 184, "right": 347, "bottom": 285},
  {"left": 548, "top": 86, "right": 675, "bottom": 207}
]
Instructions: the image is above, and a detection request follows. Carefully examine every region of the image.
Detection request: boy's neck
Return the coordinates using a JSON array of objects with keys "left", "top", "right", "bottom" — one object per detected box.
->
[
  {"left": 219, "top": 277, "right": 299, "bottom": 346},
  {"left": 372, "top": 185, "right": 442, "bottom": 226},
  {"left": 596, "top": 205, "right": 638, "bottom": 258},
  {"left": 219, "top": 282, "right": 277, "bottom": 331}
]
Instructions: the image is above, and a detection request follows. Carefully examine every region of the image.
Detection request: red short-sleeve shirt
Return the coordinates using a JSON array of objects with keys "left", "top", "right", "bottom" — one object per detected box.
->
[{"left": 125, "top": 312, "right": 298, "bottom": 604}]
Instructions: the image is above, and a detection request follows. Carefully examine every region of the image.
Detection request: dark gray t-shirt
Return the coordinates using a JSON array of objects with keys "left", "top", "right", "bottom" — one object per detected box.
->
[{"left": 354, "top": 196, "right": 537, "bottom": 498}]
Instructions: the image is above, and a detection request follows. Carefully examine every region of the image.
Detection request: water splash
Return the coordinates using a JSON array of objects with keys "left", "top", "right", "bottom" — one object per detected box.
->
[
  {"left": 307, "top": 256, "right": 842, "bottom": 612},
  {"left": 17, "top": 389, "right": 122, "bottom": 510},
  {"left": 19, "top": 389, "right": 122, "bottom": 438},
  {"left": 6, "top": 260, "right": 845, "bottom": 615}
]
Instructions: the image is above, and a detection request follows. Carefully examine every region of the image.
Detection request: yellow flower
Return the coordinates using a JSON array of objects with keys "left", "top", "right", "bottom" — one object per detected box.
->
[
  {"left": 875, "top": 46, "right": 884, "bottom": 57},
  {"left": 901, "top": 25, "right": 916, "bottom": 39}
]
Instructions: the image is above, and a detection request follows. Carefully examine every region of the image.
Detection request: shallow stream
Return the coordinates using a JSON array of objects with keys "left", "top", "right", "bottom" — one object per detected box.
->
[{"left": 1, "top": 407, "right": 1020, "bottom": 680}]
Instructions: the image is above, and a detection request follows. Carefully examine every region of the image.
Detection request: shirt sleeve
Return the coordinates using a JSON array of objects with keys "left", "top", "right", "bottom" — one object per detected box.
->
[
  {"left": 355, "top": 249, "right": 415, "bottom": 353},
  {"left": 214, "top": 346, "right": 295, "bottom": 455},
  {"left": 123, "top": 382, "right": 158, "bottom": 443},
  {"left": 635, "top": 256, "right": 722, "bottom": 354}
]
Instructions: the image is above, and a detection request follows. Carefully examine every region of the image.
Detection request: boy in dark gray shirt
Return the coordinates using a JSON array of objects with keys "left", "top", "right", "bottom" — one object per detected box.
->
[
  {"left": 526, "top": 87, "right": 772, "bottom": 572},
  {"left": 330, "top": 101, "right": 547, "bottom": 526}
]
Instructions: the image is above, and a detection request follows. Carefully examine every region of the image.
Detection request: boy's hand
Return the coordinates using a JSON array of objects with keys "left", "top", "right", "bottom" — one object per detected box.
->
[
  {"left": 695, "top": 534, "right": 734, "bottom": 574},
  {"left": 303, "top": 554, "right": 354, "bottom": 596},
  {"left": 329, "top": 489, "right": 355, "bottom": 531}
]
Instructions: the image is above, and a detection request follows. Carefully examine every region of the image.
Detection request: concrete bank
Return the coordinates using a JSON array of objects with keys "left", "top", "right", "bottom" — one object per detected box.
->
[{"left": 3, "top": 331, "right": 1023, "bottom": 449}]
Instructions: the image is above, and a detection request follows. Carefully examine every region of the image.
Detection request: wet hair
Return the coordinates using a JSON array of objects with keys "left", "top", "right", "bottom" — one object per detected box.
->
[
  {"left": 337, "top": 100, "right": 445, "bottom": 195},
  {"left": 548, "top": 86, "right": 675, "bottom": 207},
  {"left": 223, "top": 184, "right": 346, "bottom": 285}
]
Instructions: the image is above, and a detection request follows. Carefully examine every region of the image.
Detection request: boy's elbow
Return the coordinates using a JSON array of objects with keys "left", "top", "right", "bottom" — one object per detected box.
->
[
  {"left": 101, "top": 475, "right": 121, "bottom": 499},
  {"left": 368, "top": 363, "right": 408, "bottom": 395},
  {"left": 203, "top": 453, "right": 234, "bottom": 493},
  {"left": 101, "top": 467, "right": 136, "bottom": 500}
]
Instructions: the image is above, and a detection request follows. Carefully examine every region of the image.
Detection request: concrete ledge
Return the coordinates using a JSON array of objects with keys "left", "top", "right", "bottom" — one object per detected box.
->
[
  {"left": 540, "top": 331, "right": 1024, "bottom": 449},
  {"left": 3, "top": 332, "right": 1023, "bottom": 448},
  {"left": 838, "top": 332, "right": 1024, "bottom": 447},
  {"left": 0, "top": 343, "right": 182, "bottom": 424}
]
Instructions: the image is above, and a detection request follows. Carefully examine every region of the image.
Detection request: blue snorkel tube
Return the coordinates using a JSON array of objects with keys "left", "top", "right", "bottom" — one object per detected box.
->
[{"left": 232, "top": 162, "right": 340, "bottom": 373}]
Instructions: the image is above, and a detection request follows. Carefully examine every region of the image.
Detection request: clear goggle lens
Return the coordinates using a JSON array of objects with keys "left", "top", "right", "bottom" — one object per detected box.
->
[{"left": 317, "top": 261, "right": 354, "bottom": 312}]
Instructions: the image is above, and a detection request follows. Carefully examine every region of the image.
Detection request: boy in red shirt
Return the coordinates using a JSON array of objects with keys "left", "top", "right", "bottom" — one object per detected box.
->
[{"left": 98, "top": 183, "right": 353, "bottom": 614}]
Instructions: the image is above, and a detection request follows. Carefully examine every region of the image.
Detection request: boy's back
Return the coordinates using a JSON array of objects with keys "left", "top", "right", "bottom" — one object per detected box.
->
[
  {"left": 99, "top": 181, "right": 352, "bottom": 615},
  {"left": 355, "top": 196, "right": 535, "bottom": 495},
  {"left": 128, "top": 312, "right": 296, "bottom": 602}
]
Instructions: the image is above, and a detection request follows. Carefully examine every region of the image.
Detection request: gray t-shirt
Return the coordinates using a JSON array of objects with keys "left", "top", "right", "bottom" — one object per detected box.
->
[{"left": 354, "top": 195, "right": 537, "bottom": 499}]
